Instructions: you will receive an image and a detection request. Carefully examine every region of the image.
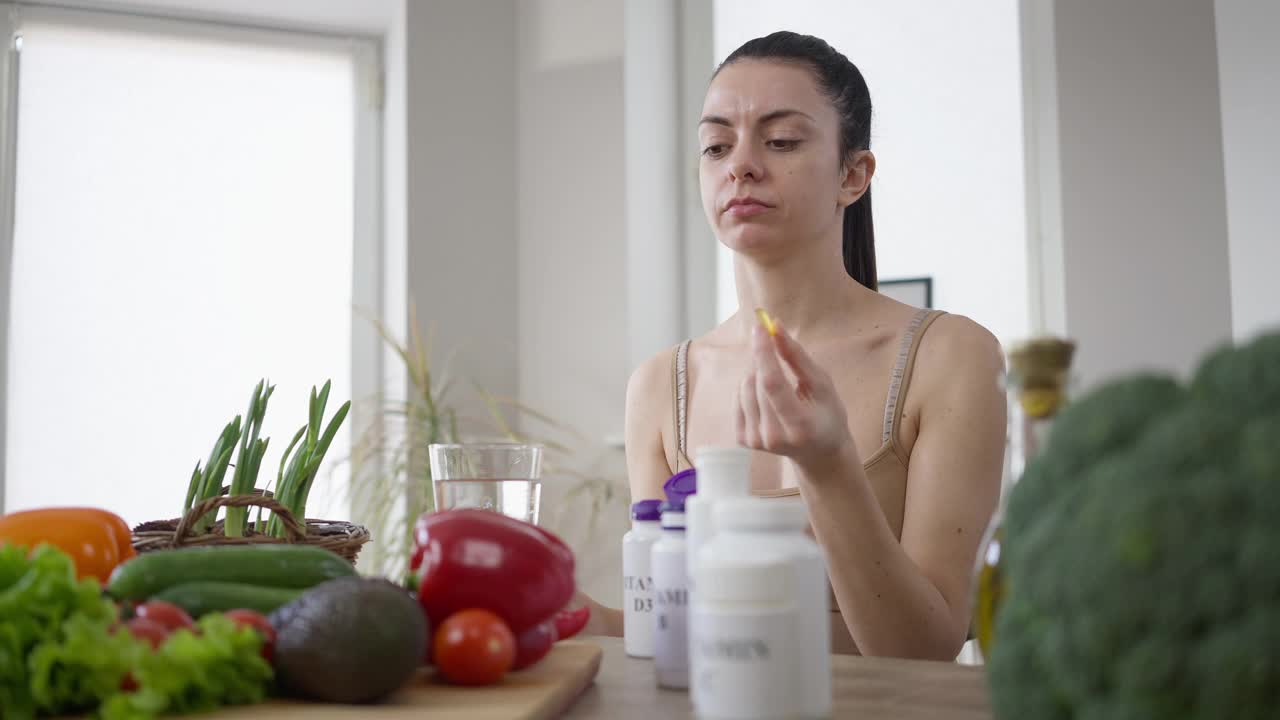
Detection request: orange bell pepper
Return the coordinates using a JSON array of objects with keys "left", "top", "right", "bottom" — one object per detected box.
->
[{"left": 0, "top": 507, "right": 132, "bottom": 583}]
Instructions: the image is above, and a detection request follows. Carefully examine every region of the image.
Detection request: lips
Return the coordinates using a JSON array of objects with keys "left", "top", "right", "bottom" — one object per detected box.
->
[{"left": 723, "top": 197, "right": 774, "bottom": 218}]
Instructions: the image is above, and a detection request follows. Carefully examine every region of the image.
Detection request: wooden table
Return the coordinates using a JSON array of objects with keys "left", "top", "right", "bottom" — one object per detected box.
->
[{"left": 562, "top": 636, "right": 993, "bottom": 719}]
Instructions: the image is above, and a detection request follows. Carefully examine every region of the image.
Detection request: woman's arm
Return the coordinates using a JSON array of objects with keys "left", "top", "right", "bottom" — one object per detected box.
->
[
  {"left": 739, "top": 317, "right": 1005, "bottom": 659},
  {"left": 575, "top": 348, "right": 677, "bottom": 637}
]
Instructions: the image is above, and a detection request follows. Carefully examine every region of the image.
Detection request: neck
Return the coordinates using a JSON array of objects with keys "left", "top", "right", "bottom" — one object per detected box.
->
[{"left": 732, "top": 239, "right": 862, "bottom": 342}]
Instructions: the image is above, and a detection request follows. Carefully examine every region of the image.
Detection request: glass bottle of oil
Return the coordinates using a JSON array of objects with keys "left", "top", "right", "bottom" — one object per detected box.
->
[{"left": 972, "top": 337, "right": 1076, "bottom": 658}]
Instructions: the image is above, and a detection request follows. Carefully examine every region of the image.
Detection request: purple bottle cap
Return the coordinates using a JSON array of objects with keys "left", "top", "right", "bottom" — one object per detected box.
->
[
  {"left": 659, "top": 498, "right": 685, "bottom": 515},
  {"left": 631, "top": 499, "right": 663, "bottom": 522},
  {"left": 663, "top": 468, "right": 697, "bottom": 506}
]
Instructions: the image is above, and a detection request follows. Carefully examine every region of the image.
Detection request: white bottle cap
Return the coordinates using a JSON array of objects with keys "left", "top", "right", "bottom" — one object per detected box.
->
[
  {"left": 694, "top": 446, "right": 751, "bottom": 498},
  {"left": 661, "top": 510, "right": 686, "bottom": 530},
  {"left": 714, "top": 496, "right": 807, "bottom": 532},
  {"left": 696, "top": 553, "right": 791, "bottom": 604}
]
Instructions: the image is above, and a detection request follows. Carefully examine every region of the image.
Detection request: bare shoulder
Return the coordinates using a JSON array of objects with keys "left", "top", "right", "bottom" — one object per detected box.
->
[
  {"left": 625, "top": 345, "right": 676, "bottom": 419},
  {"left": 913, "top": 313, "right": 1006, "bottom": 411},
  {"left": 624, "top": 345, "right": 679, "bottom": 501},
  {"left": 922, "top": 313, "right": 1003, "bottom": 364}
]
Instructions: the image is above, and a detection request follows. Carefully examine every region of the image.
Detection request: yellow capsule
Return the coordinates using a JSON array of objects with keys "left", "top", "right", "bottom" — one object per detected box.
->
[{"left": 754, "top": 308, "right": 778, "bottom": 336}]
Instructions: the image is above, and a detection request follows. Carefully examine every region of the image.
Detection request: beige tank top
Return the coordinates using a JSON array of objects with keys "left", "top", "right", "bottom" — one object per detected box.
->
[{"left": 669, "top": 308, "right": 945, "bottom": 654}]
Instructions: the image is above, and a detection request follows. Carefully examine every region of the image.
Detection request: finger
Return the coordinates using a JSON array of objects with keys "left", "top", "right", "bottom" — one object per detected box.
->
[
  {"left": 753, "top": 324, "right": 801, "bottom": 418},
  {"left": 739, "top": 373, "right": 762, "bottom": 448},
  {"left": 770, "top": 320, "right": 829, "bottom": 394},
  {"left": 752, "top": 323, "right": 789, "bottom": 389},
  {"left": 734, "top": 378, "right": 748, "bottom": 445},
  {"left": 753, "top": 377, "right": 788, "bottom": 451}
]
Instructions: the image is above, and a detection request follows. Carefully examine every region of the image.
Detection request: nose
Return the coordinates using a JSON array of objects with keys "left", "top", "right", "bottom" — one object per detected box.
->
[{"left": 727, "top": 142, "right": 763, "bottom": 183}]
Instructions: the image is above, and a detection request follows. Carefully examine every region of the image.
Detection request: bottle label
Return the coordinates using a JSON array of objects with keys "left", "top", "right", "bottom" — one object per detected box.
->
[
  {"left": 623, "top": 539, "right": 657, "bottom": 657},
  {"left": 623, "top": 574, "right": 653, "bottom": 593},
  {"left": 623, "top": 574, "right": 655, "bottom": 656},
  {"left": 655, "top": 587, "right": 688, "bottom": 612},
  {"left": 651, "top": 547, "right": 688, "bottom": 687},
  {"left": 691, "top": 607, "right": 794, "bottom": 719}
]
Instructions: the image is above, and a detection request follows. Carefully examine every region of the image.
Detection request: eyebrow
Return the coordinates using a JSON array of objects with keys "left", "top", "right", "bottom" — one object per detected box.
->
[{"left": 698, "top": 109, "right": 816, "bottom": 128}]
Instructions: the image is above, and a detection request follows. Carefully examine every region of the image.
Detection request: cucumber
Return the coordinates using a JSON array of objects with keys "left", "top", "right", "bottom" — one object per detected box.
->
[
  {"left": 107, "top": 544, "right": 355, "bottom": 601},
  {"left": 154, "top": 581, "right": 304, "bottom": 617}
]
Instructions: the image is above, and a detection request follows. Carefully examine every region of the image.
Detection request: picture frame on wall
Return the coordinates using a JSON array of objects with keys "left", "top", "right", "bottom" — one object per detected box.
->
[{"left": 879, "top": 276, "right": 933, "bottom": 309}]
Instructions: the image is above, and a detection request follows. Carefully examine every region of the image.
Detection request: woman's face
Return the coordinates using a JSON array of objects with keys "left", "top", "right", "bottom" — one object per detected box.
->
[{"left": 699, "top": 60, "right": 853, "bottom": 260}]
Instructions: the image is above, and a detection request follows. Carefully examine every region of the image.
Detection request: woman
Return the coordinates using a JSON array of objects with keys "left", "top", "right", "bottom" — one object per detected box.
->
[{"left": 580, "top": 31, "right": 1006, "bottom": 661}]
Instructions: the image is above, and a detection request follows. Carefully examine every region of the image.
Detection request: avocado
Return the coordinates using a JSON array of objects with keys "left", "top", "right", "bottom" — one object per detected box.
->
[{"left": 269, "top": 576, "right": 428, "bottom": 703}]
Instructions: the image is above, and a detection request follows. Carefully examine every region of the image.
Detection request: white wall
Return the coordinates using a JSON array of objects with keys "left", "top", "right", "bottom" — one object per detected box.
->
[
  {"left": 621, "top": 0, "right": 718, "bottom": 368},
  {"left": 1048, "top": 0, "right": 1233, "bottom": 386},
  {"left": 404, "top": 0, "right": 519, "bottom": 419},
  {"left": 624, "top": 0, "right": 685, "bottom": 372},
  {"left": 516, "top": 0, "right": 631, "bottom": 606},
  {"left": 711, "top": 0, "right": 1030, "bottom": 346},
  {"left": 1214, "top": 0, "right": 1280, "bottom": 343}
]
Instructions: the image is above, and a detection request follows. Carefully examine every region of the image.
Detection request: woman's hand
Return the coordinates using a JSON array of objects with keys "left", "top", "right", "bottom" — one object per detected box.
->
[
  {"left": 566, "top": 589, "right": 621, "bottom": 637},
  {"left": 735, "top": 320, "right": 859, "bottom": 472}
]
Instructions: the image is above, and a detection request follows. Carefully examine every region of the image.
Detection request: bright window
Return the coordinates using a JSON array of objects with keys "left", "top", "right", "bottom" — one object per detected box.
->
[{"left": 3, "top": 9, "right": 373, "bottom": 526}]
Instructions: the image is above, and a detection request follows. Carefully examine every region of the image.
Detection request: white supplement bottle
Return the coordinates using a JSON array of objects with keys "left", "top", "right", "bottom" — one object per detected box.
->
[
  {"left": 691, "top": 550, "right": 798, "bottom": 720},
  {"left": 622, "top": 499, "right": 663, "bottom": 657},
  {"left": 651, "top": 498, "right": 690, "bottom": 689},
  {"left": 702, "top": 497, "right": 832, "bottom": 718},
  {"left": 685, "top": 447, "right": 751, "bottom": 580}
]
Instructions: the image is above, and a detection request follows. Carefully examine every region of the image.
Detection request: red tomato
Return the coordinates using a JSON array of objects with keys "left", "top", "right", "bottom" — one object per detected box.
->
[
  {"left": 433, "top": 609, "right": 516, "bottom": 686},
  {"left": 126, "top": 617, "right": 170, "bottom": 649},
  {"left": 223, "top": 609, "right": 277, "bottom": 661},
  {"left": 134, "top": 601, "right": 194, "bottom": 633}
]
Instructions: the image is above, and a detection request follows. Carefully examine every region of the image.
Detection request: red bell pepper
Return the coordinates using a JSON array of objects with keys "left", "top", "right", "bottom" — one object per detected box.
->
[
  {"left": 510, "top": 604, "right": 592, "bottom": 671},
  {"left": 552, "top": 605, "right": 591, "bottom": 641},
  {"left": 414, "top": 509, "right": 575, "bottom": 634},
  {"left": 512, "top": 620, "right": 555, "bottom": 670}
]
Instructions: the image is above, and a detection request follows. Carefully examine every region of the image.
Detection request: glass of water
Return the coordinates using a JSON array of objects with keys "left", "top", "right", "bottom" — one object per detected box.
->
[{"left": 428, "top": 443, "right": 543, "bottom": 524}]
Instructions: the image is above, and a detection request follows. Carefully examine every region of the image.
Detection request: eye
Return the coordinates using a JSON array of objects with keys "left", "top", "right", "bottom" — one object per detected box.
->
[
  {"left": 702, "top": 144, "right": 728, "bottom": 159},
  {"left": 766, "top": 139, "right": 801, "bottom": 151}
]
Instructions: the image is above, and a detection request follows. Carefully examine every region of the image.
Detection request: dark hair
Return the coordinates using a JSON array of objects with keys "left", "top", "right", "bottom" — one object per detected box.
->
[{"left": 717, "top": 32, "right": 877, "bottom": 290}]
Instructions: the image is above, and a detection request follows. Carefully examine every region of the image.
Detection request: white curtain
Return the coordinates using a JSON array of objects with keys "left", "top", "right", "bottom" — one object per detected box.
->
[{"left": 5, "top": 10, "right": 357, "bottom": 526}]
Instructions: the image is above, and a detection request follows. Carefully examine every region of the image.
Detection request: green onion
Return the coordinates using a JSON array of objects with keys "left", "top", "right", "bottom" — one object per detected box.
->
[
  {"left": 267, "top": 380, "right": 350, "bottom": 538},
  {"left": 183, "top": 379, "right": 348, "bottom": 539},
  {"left": 191, "top": 418, "right": 239, "bottom": 534},
  {"left": 225, "top": 381, "right": 274, "bottom": 537},
  {"left": 183, "top": 462, "right": 203, "bottom": 517}
]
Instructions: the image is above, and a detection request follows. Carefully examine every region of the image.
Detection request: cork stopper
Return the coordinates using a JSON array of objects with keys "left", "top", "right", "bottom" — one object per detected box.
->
[{"left": 1008, "top": 338, "right": 1076, "bottom": 418}]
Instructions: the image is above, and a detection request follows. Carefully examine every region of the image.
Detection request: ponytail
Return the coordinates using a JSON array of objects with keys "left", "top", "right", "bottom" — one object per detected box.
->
[{"left": 842, "top": 187, "right": 876, "bottom": 290}]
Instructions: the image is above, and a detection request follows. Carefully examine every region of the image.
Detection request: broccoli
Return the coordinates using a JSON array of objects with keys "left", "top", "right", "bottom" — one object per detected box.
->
[{"left": 988, "top": 329, "right": 1280, "bottom": 720}]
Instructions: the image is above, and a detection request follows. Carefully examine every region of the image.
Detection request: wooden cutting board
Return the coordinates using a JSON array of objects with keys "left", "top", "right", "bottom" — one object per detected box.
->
[{"left": 178, "top": 641, "right": 604, "bottom": 720}]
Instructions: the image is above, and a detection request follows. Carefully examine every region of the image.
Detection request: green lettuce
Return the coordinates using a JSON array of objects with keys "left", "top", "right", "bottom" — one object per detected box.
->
[
  {"left": 2, "top": 543, "right": 274, "bottom": 719},
  {"left": 0, "top": 543, "right": 116, "bottom": 719},
  {"left": 28, "top": 614, "right": 141, "bottom": 715},
  {"left": 98, "top": 614, "right": 273, "bottom": 720}
]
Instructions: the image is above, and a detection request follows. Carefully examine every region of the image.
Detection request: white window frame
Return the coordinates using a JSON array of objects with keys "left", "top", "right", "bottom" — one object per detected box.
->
[
  {"left": 0, "top": 3, "right": 386, "bottom": 514},
  {"left": 0, "top": 5, "right": 19, "bottom": 515},
  {"left": 1018, "top": 0, "right": 1067, "bottom": 338}
]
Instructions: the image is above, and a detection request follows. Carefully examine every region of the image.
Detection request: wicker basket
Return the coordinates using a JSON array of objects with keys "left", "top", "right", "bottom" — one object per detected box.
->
[{"left": 131, "top": 493, "right": 371, "bottom": 565}]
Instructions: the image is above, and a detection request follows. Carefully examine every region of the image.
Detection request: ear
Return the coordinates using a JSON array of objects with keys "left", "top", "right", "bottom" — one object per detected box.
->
[{"left": 838, "top": 150, "right": 876, "bottom": 208}]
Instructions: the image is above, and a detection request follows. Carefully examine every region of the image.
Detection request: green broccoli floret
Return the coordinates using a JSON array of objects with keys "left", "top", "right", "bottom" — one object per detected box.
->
[
  {"left": 1191, "top": 332, "right": 1280, "bottom": 418},
  {"left": 1004, "top": 373, "right": 1186, "bottom": 543},
  {"left": 989, "top": 328, "right": 1280, "bottom": 719}
]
